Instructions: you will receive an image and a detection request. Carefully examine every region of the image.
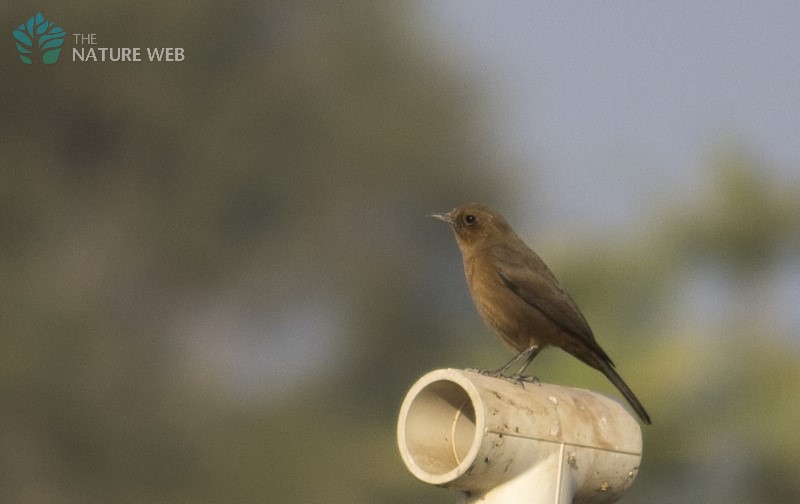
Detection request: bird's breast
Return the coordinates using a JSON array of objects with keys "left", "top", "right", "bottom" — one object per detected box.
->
[{"left": 464, "top": 251, "right": 554, "bottom": 353}]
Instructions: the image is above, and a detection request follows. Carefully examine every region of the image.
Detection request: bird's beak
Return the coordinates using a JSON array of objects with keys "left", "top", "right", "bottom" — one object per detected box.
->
[{"left": 429, "top": 211, "right": 454, "bottom": 224}]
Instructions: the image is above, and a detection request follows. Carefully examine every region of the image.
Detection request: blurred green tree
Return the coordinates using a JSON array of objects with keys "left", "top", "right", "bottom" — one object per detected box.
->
[{"left": 1, "top": 1, "right": 507, "bottom": 502}]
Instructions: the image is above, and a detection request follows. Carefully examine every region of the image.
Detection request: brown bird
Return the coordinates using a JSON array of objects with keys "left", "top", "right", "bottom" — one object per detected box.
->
[{"left": 432, "top": 204, "right": 651, "bottom": 424}]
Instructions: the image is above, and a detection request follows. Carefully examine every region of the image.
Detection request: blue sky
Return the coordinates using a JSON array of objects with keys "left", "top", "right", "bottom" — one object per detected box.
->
[{"left": 420, "top": 1, "right": 800, "bottom": 234}]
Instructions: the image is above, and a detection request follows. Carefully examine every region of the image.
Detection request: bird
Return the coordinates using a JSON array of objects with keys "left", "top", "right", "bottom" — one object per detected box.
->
[{"left": 432, "top": 203, "right": 651, "bottom": 424}]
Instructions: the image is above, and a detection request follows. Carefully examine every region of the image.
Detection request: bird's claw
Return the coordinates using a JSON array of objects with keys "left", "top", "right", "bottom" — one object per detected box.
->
[
  {"left": 510, "top": 374, "right": 540, "bottom": 385},
  {"left": 466, "top": 368, "right": 539, "bottom": 386},
  {"left": 466, "top": 367, "right": 503, "bottom": 378},
  {"left": 499, "top": 373, "right": 540, "bottom": 387}
]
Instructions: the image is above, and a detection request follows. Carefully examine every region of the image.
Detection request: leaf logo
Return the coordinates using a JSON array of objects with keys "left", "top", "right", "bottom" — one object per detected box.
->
[{"left": 12, "top": 12, "right": 67, "bottom": 65}]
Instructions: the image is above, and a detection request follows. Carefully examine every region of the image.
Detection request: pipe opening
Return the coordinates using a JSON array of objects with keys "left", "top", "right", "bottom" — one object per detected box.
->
[{"left": 403, "top": 379, "right": 476, "bottom": 476}]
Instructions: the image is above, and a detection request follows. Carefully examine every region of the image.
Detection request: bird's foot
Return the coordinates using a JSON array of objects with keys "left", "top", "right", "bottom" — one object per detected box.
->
[
  {"left": 507, "top": 374, "right": 540, "bottom": 386},
  {"left": 465, "top": 367, "right": 504, "bottom": 378},
  {"left": 465, "top": 368, "right": 539, "bottom": 386}
]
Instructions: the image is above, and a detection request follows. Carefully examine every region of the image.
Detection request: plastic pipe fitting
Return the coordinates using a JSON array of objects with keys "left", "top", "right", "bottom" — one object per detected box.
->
[{"left": 397, "top": 369, "right": 643, "bottom": 504}]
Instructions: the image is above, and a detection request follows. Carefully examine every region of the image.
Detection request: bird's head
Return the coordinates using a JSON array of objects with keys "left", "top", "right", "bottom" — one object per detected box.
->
[{"left": 430, "top": 204, "right": 514, "bottom": 249}]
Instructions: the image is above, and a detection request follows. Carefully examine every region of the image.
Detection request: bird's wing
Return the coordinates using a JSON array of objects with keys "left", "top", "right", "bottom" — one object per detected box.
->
[{"left": 490, "top": 244, "right": 613, "bottom": 364}]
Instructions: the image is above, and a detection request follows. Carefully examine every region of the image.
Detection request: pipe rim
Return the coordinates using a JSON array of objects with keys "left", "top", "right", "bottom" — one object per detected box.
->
[{"left": 397, "top": 369, "right": 485, "bottom": 485}]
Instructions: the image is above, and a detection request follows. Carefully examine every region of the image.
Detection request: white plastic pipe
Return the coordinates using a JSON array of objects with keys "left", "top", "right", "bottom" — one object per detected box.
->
[{"left": 397, "top": 369, "right": 642, "bottom": 504}]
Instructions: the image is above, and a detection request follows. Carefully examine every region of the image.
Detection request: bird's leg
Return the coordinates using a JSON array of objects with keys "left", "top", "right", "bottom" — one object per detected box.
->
[
  {"left": 494, "top": 345, "right": 538, "bottom": 376},
  {"left": 466, "top": 348, "right": 528, "bottom": 377},
  {"left": 491, "top": 349, "right": 528, "bottom": 376},
  {"left": 468, "top": 345, "right": 541, "bottom": 382},
  {"left": 509, "top": 345, "right": 541, "bottom": 383}
]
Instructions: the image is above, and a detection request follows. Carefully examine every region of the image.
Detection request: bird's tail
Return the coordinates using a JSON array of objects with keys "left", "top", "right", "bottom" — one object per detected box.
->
[{"left": 595, "top": 358, "right": 652, "bottom": 425}]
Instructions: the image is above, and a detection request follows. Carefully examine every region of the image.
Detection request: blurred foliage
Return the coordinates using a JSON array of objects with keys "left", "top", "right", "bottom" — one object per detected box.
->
[
  {"left": 541, "top": 148, "right": 800, "bottom": 503},
  {"left": 2, "top": 2, "right": 799, "bottom": 503}
]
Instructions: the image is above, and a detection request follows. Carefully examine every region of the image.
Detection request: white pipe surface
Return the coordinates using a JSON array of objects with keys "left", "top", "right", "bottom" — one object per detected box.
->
[{"left": 397, "top": 369, "right": 643, "bottom": 504}]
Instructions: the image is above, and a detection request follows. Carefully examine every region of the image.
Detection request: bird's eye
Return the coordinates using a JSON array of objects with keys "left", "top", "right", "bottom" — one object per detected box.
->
[{"left": 464, "top": 214, "right": 477, "bottom": 225}]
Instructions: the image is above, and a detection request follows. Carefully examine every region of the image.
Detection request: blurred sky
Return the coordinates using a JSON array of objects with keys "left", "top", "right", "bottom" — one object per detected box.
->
[{"left": 418, "top": 1, "right": 800, "bottom": 235}]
